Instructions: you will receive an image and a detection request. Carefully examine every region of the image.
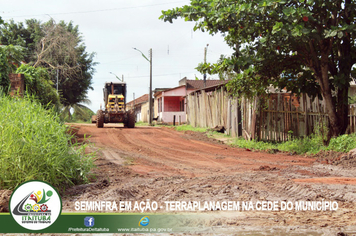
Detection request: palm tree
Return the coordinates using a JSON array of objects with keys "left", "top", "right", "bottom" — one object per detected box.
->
[{"left": 60, "top": 95, "right": 94, "bottom": 122}]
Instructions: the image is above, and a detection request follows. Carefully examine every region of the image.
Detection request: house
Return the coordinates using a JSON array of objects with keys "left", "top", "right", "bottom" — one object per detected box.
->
[
  {"left": 126, "top": 94, "right": 149, "bottom": 122},
  {"left": 154, "top": 86, "right": 186, "bottom": 124},
  {"left": 154, "top": 77, "right": 226, "bottom": 123}
]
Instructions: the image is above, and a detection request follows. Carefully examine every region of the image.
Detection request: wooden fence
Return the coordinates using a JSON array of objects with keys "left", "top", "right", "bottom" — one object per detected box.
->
[
  {"left": 187, "top": 86, "right": 254, "bottom": 139},
  {"left": 186, "top": 86, "right": 356, "bottom": 141},
  {"left": 258, "top": 93, "right": 327, "bottom": 141}
]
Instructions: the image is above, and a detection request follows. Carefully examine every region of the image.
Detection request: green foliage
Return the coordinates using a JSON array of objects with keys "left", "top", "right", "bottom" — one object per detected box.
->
[
  {"left": 349, "top": 94, "right": 356, "bottom": 104},
  {"left": 277, "top": 135, "right": 325, "bottom": 154},
  {"left": 0, "top": 44, "right": 24, "bottom": 90},
  {"left": 326, "top": 134, "right": 356, "bottom": 153},
  {"left": 0, "top": 47, "right": 11, "bottom": 89},
  {"left": 161, "top": 0, "right": 356, "bottom": 136},
  {"left": 233, "top": 138, "right": 278, "bottom": 152},
  {"left": 0, "top": 19, "right": 42, "bottom": 63},
  {"left": 16, "top": 64, "right": 60, "bottom": 108},
  {"left": 161, "top": 0, "right": 356, "bottom": 94},
  {"left": 0, "top": 94, "right": 95, "bottom": 190}
]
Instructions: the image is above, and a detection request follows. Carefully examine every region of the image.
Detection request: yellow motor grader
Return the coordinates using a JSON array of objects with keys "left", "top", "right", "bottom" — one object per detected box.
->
[{"left": 96, "top": 82, "right": 135, "bottom": 128}]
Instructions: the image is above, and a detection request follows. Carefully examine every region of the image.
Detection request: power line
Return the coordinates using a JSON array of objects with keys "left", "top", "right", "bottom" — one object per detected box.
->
[
  {"left": 3, "top": 1, "right": 187, "bottom": 18},
  {"left": 129, "top": 71, "right": 196, "bottom": 79}
]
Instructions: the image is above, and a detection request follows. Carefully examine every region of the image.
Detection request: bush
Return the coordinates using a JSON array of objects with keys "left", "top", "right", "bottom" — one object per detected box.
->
[
  {"left": 233, "top": 138, "right": 277, "bottom": 151},
  {"left": 0, "top": 94, "right": 95, "bottom": 190},
  {"left": 276, "top": 135, "right": 324, "bottom": 154},
  {"left": 326, "top": 134, "right": 356, "bottom": 153},
  {"left": 16, "top": 64, "right": 60, "bottom": 109}
]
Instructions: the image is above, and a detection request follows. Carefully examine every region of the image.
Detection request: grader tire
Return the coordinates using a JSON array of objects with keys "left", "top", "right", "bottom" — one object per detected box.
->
[
  {"left": 127, "top": 110, "right": 135, "bottom": 128},
  {"left": 96, "top": 110, "right": 104, "bottom": 128}
]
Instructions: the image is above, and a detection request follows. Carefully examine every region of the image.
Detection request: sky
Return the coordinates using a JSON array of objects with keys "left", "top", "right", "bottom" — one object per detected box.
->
[{"left": 1, "top": 0, "right": 234, "bottom": 112}]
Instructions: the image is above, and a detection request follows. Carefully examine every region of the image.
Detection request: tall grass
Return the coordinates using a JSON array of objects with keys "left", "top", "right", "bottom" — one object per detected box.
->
[{"left": 0, "top": 94, "right": 95, "bottom": 190}]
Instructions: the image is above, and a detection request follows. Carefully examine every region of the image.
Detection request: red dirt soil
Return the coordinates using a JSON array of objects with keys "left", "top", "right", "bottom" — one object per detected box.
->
[
  {"left": 77, "top": 124, "right": 314, "bottom": 178},
  {"left": 2, "top": 123, "right": 356, "bottom": 234},
  {"left": 3, "top": 123, "right": 353, "bottom": 235}
]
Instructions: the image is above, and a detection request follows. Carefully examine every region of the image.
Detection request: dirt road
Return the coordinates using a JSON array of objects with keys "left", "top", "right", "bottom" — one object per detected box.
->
[{"left": 63, "top": 124, "right": 356, "bottom": 235}]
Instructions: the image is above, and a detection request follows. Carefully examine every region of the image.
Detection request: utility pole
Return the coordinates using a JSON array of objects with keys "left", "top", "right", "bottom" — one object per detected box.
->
[
  {"left": 149, "top": 48, "right": 153, "bottom": 125},
  {"left": 133, "top": 47, "right": 153, "bottom": 125},
  {"left": 133, "top": 92, "right": 135, "bottom": 112},
  {"left": 203, "top": 44, "right": 209, "bottom": 88}
]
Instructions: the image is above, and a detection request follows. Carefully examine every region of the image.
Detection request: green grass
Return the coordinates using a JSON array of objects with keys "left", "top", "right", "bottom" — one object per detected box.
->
[
  {"left": 172, "top": 124, "right": 356, "bottom": 155},
  {"left": 135, "top": 121, "right": 149, "bottom": 126},
  {"left": 0, "top": 94, "right": 95, "bottom": 190},
  {"left": 233, "top": 133, "right": 356, "bottom": 154},
  {"left": 174, "top": 124, "right": 208, "bottom": 133}
]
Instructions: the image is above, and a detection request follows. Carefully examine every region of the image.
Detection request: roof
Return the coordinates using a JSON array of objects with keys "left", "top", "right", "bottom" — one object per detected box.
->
[
  {"left": 127, "top": 94, "right": 149, "bottom": 107},
  {"left": 153, "top": 80, "right": 228, "bottom": 97},
  {"left": 185, "top": 80, "right": 226, "bottom": 90},
  {"left": 153, "top": 88, "right": 171, "bottom": 93},
  {"left": 154, "top": 85, "right": 185, "bottom": 97},
  {"left": 188, "top": 81, "right": 228, "bottom": 95}
]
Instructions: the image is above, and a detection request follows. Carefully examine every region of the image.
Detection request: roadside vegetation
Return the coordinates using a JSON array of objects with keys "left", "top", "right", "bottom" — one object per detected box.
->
[
  {"left": 0, "top": 94, "right": 95, "bottom": 190},
  {"left": 233, "top": 133, "right": 356, "bottom": 155},
  {"left": 175, "top": 124, "right": 208, "bottom": 133},
  {"left": 173, "top": 124, "right": 356, "bottom": 155}
]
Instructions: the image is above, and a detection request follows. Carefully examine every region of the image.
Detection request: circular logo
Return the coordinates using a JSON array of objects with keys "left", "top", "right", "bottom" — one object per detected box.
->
[
  {"left": 9, "top": 180, "right": 62, "bottom": 230},
  {"left": 138, "top": 216, "right": 150, "bottom": 226}
]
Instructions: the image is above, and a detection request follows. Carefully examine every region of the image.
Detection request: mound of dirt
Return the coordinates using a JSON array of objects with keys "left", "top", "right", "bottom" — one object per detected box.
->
[
  {"left": 255, "top": 165, "right": 279, "bottom": 171},
  {"left": 181, "top": 130, "right": 224, "bottom": 144},
  {"left": 0, "top": 190, "right": 12, "bottom": 212},
  {"left": 315, "top": 148, "right": 356, "bottom": 168}
]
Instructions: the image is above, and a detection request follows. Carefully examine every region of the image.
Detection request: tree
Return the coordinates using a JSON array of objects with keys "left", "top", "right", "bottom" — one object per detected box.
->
[
  {"left": 0, "top": 19, "right": 97, "bottom": 109},
  {"left": 33, "top": 20, "right": 81, "bottom": 76},
  {"left": 0, "top": 19, "right": 42, "bottom": 63},
  {"left": 160, "top": 0, "right": 356, "bottom": 137},
  {"left": 33, "top": 20, "right": 97, "bottom": 108}
]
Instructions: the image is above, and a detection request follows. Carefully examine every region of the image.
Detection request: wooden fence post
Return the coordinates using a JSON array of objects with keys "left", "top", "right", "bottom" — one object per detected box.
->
[
  {"left": 251, "top": 96, "right": 259, "bottom": 140},
  {"left": 303, "top": 93, "right": 309, "bottom": 136},
  {"left": 227, "top": 99, "right": 231, "bottom": 136}
]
